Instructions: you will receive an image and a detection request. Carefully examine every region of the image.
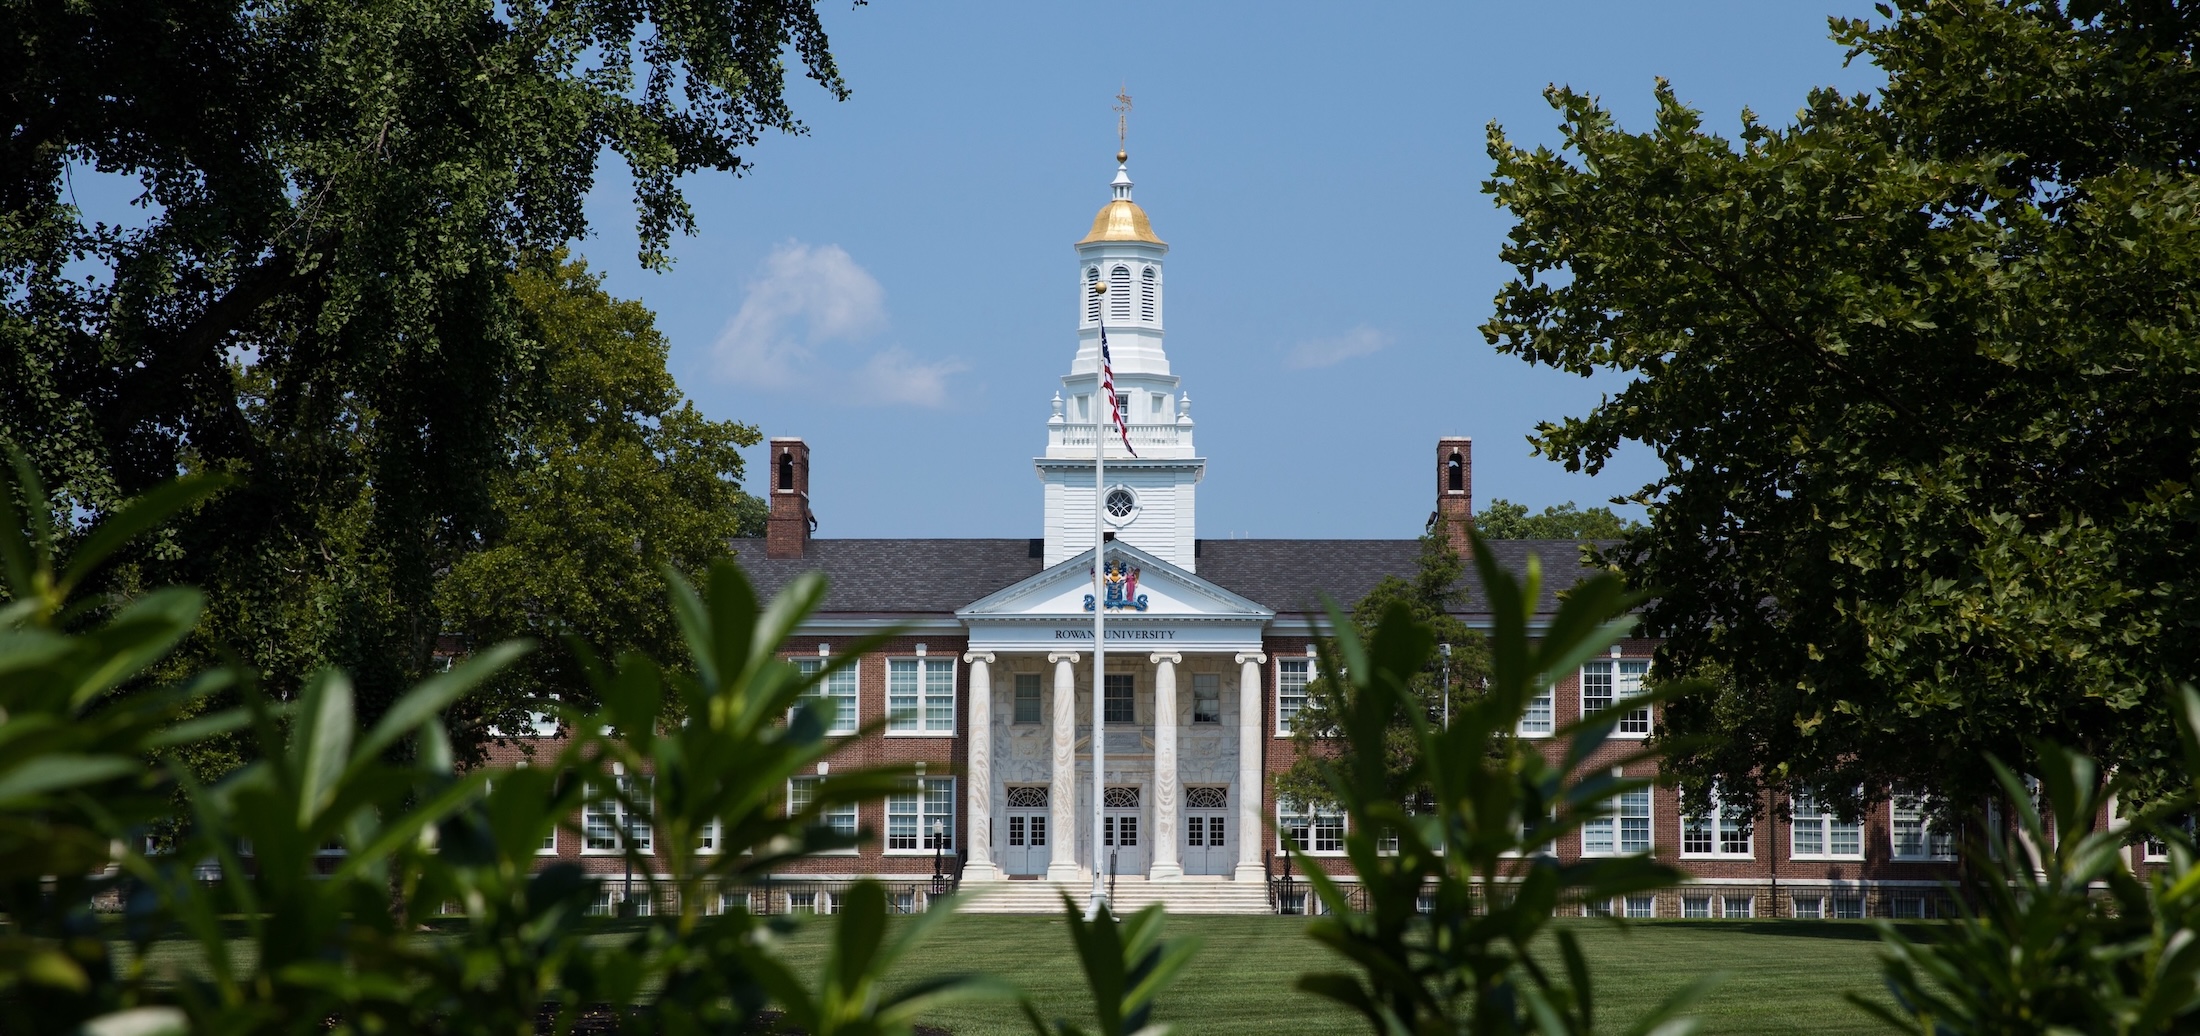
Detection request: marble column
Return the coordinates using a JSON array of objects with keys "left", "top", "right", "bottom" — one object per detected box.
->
[
  {"left": 961, "top": 651, "right": 1000, "bottom": 881},
  {"left": 1148, "top": 652, "right": 1184, "bottom": 880},
  {"left": 1234, "top": 651, "right": 1267, "bottom": 881},
  {"left": 1047, "top": 650, "right": 1082, "bottom": 882}
]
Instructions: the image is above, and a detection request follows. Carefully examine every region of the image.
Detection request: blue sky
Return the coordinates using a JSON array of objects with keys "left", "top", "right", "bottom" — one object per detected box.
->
[{"left": 589, "top": 3, "right": 1879, "bottom": 539}]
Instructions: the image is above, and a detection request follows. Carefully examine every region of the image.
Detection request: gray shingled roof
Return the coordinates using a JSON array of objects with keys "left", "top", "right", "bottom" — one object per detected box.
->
[{"left": 728, "top": 537, "right": 1601, "bottom": 619}]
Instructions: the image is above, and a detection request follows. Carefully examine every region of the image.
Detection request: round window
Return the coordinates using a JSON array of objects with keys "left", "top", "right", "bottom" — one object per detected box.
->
[{"left": 1105, "top": 488, "right": 1136, "bottom": 518}]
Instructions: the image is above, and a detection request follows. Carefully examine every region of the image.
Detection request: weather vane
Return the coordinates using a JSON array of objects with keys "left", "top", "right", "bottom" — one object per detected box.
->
[{"left": 1113, "top": 84, "right": 1132, "bottom": 157}]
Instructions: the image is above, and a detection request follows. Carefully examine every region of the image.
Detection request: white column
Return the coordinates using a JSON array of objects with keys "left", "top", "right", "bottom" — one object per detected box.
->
[
  {"left": 1234, "top": 651, "right": 1267, "bottom": 881},
  {"left": 1047, "top": 650, "right": 1083, "bottom": 882},
  {"left": 1148, "top": 651, "right": 1183, "bottom": 880},
  {"left": 961, "top": 651, "right": 1000, "bottom": 882}
]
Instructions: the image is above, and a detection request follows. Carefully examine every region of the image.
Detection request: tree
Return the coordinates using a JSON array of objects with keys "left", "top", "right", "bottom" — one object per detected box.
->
[
  {"left": 1275, "top": 531, "right": 1491, "bottom": 811},
  {"left": 1482, "top": 0, "right": 2200, "bottom": 813},
  {"left": 1476, "top": 499, "right": 1640, "bottom": 540},
  {"left": 1, "top": 0, "right": 839, "bottom": 728},
  {"left": 438, "top": 254, "right": 764, "bottom": 748}
]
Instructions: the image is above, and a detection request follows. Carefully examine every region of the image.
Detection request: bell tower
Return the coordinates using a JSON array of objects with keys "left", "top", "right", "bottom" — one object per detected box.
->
[{"left": 1037, "top": 149, "right": 1204, "bottom": 570}]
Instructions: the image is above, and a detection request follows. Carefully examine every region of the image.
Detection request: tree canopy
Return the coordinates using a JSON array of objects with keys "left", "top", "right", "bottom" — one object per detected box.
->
[
  {"left": 439, "top": 255, "right": 764, "bottom": 746},
  {"left": 1483, "top": 0, "right": 2200, "bottom": 812},
  {"left": 1, "top": 0, "right": 831, "bottom": 737},
  {"left": 1476, "top": 499, "right": 1640, "bottom": 541},
  {"left": 1274, "top": 531, "right": 1491, "bottom": 812}
]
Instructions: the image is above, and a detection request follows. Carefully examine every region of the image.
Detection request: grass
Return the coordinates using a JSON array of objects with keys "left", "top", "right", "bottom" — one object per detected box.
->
[
  {"left": 108, "top": 913, "right": 1916, "bottom": 1034},
  {"left": 763, "top": 913, "right": 1916, "bottom": 1036}
]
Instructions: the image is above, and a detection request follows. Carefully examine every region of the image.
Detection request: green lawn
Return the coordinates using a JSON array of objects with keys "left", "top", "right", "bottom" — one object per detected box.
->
[{"left": 764, "top": 914, "right": 1914, "bottom": 1036}]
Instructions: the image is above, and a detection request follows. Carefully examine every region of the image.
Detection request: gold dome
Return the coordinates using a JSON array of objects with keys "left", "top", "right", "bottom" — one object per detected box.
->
[{"left": 1078, "top": 199, "right": 1164, "bottom": 245}]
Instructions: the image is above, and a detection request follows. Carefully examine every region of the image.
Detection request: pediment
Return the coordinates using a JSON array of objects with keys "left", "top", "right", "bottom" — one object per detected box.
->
[{"left": 956, "top": 542, "right": 1274, "bottom": 623}]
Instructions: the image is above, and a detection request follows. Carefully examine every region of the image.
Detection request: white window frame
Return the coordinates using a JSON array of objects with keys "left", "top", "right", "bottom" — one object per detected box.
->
[
  {"left": 1580, "top": 774, "right": 1652, "bottom": 857},
  {"left": 1623, "top": 894, "right": 1655, "bottom": 919},
  {"left": 1276, "top": 659, "right": 1310, "bottom": 735},
  {"left": 789, "top": 775, "right": 860, "bottom": 853},
  {"left": 885, "top": 777, "right": 955, "bottom": 855},
  {"left": 1681, "top": 894, "right": 1712, "bottom": 919},
  {"left": 1581, "top": 659, "right": 1651, "bottom": 737},
  {"left": 1277, "top": 799, "right": 1347, "bottom": 856},
  {"left": 582, "top": 775, "right": 652, "bottom": 855},
  {"left": 793, "top": 657, "right": 859, "bottom": 736},
  {"left": 887, "top": 657, "right": 957, "bottom": 736},
  {"left": 1792, "top": 895, "right": 1824, "bottom": 919},
  {"left": 1720, "top": 895, "right": 1754, "bottom": 918},
  {"left": 1889, "top": 792, "right": 1956, "bottom": 861},
  {"left": 1517, "top": 680, "right": 1554, "bottom": 738},
  {"left": 539, "top": 825, "right": 558, "bottom": 856},
  {"left": 1789, "top": 793, "right": 1864, "bottom": 861},
  {"left": 1681, "top": 788, "right": 1755, "bottom": 859},
  {"left": 1832, "top": 895, "right": 1865, "bottom": 919},
  {"left": 2142, "top": 815, "right": 2191, "bottom": 862}
]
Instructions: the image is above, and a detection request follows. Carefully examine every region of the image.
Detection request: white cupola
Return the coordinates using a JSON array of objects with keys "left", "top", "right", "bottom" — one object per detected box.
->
[{"left": 1038, "top": 150, "right": 1204, "bottom": 570}]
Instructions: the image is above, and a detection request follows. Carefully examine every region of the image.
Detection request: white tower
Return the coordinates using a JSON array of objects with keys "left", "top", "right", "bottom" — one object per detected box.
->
[{"left": 1038, "top": 151, "right": 1204, "bottom": 570}]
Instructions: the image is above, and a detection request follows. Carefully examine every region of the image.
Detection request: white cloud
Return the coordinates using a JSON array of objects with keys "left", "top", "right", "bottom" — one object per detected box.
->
[
  {"left": 1285, "top": 326, "right": 1391, "bottom": 370},
  {"left": 711, "top": 242, "right": 890, "bottom": 388},
  {"left": 849, "top": 347, "right": 968, "bottom": 408}
]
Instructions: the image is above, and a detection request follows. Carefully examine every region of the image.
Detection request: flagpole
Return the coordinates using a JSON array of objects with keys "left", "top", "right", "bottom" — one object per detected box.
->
[{"left": 1088, "top": 282, "right": 1109, "bottom": 920}]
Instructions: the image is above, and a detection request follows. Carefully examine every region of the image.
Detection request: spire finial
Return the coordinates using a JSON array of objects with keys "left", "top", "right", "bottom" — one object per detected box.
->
[{"left": 1113, "top": 84, "right": 1133, "bottom": 161}]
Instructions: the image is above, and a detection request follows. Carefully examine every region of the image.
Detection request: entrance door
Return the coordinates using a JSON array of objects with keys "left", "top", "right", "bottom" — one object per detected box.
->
[
  {"left": 1002, "top": 786, "right": 1049, "bottom": 876},
  {"left": 1183, "top": 786, "right": 1232, "bottom": 875},
  {"left": 1102, "top": 786, "right": 1146, "bottom": 878}
]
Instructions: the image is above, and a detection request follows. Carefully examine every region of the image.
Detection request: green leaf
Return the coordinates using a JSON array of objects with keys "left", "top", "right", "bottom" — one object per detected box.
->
[
  {"left": 294, "top": 669, "right": 356, "bottom": 825},
  {"left": 56, "top": 473, "right": 232, "bottom": 598},
  {"left": 0, "top": 754, "right": 139, "bottom": 804}
]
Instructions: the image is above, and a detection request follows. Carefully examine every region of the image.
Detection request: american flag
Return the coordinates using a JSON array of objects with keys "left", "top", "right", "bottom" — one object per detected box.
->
[{"left": 1100, "top": 326, "right": 1136, "bottom": 457}]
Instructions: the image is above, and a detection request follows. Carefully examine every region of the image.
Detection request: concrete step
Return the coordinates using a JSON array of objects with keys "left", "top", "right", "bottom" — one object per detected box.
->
[{"left": 954, "top": 877, "right": 1273, "bottom": 915}]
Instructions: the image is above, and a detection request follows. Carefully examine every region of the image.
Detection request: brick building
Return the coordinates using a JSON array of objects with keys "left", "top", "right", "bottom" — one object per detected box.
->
[{"left": 500, "top": 151, "right": 1996, "bottom": 919}]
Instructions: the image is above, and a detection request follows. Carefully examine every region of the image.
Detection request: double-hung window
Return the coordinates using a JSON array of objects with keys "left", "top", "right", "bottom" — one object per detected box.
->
[
  {"left": 1681, "top": 788, "right": 1754, "bottom": 858},
  {"left": 2142, "top": 813, "right": 2193, "bottom": 862},
  {"left": 1013, "top": 673, "right": 1043, "bottom": 724},
  {"left": 888, "top": 658, "right": 956, "bottom": 735},
  {"left": 1890, "top": 791, "right": 1955, "bottom": 860},
  {"left": 1790, "top": 794, "right": 1863, "bottom": 859},
  {"left": 1581, "top": 659, "right": 1651, "bottom": 735},
  {"left": 886, "top": 777, "right": 955, "bottom": 852},
  {"left": 1276, "top": 659, "right": 1310, "bottom": 734},
  {"left": 1581, "top": 781, "right": 1651, "bottom": 856},
  {"left": 1104, "top": 674, "right": 1135, "bottom": 724},
  {"left": 1278, "top": 800, "right": 1346, "bottom": 853},
  {"left": 1518, "top": 678, "right": 1554, "bottom": 737},
  {"left": 793, "top": 658, "right": 858, "bottom": 735},
  {"left": 789, "top": 776, "right": 859, "bottom": 840},
  {"left": 1192, "top": 673, "right": 1222, "bottom": 724},
  {"left": 583, "top": 775, "right": 652, "bottom": 854}
]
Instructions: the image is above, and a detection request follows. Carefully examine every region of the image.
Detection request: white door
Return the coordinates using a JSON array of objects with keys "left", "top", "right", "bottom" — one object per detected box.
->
[
  {"left": 1002, "top": 786, "right": 1050, "bottom": 876},
  {"left": 1102, "top": 786, "right": 1145, "bottom": 878},
  {"left": 1183, "top": 786, "right": 1233, "bottom": 875}
]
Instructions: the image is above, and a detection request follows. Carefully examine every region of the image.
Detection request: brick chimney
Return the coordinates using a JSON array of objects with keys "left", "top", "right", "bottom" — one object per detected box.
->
[
  {"left": 1435, "top": 437, "right": 1473, "bottom": 559},
  {"left": 766, "top": 437, "right": 814, "bottom": 559}
]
